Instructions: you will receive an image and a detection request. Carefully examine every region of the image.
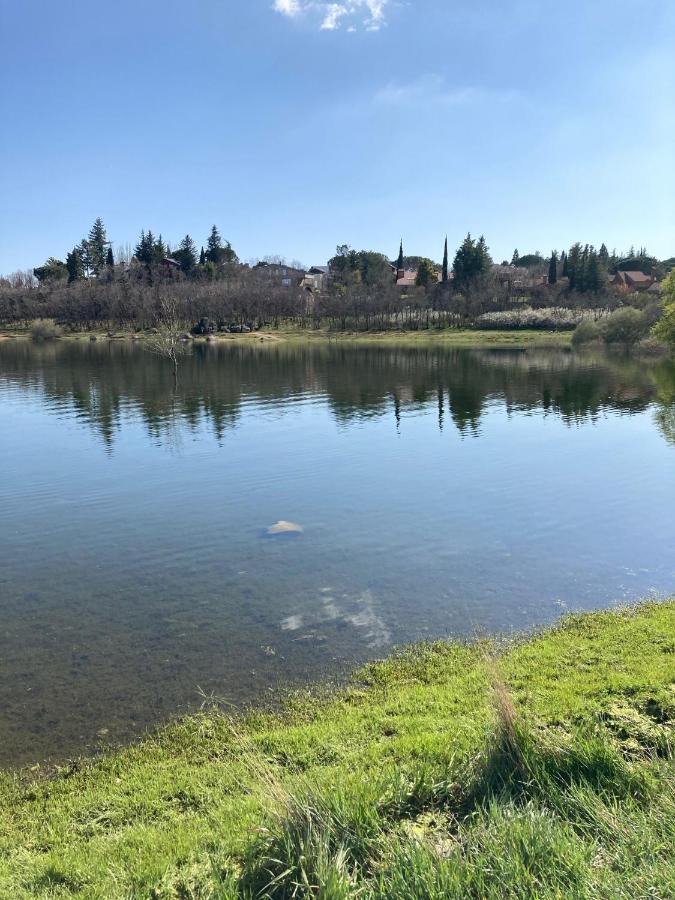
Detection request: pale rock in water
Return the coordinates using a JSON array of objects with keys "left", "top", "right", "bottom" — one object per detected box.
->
[{"left": 267, "top": 520, "right": 304, "bottom": 535}]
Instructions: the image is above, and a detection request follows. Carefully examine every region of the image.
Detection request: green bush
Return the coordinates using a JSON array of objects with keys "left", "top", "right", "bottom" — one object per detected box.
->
[
  {"left": 29, "top": 318, "right": 63, "bottom": 341},
  {"left": 603, "top": 307, "right": 649, "bottom": 347},
  {"left": 571, "top": 318, "right": 603, "bottom": 347},
  {"left": 652, "top": 302, "right": 675, "bottom": 349}
]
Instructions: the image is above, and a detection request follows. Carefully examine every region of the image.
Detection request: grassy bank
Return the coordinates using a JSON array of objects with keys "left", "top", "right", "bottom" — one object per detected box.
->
[
  {"left": 0, "top": 324, "right": 572, "bottom": 348},
  {"left": 0, "top": 601, "right": 673, "bottom": 898}
]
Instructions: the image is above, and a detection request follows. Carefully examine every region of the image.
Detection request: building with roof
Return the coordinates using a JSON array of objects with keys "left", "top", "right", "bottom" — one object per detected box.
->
[{"left": 611, "top": 271, "right": 656, "bottom": 292}]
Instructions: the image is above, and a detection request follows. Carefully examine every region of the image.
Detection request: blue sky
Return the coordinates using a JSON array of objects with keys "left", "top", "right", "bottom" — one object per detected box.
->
[{"left": 1, "top": 0, "right": 673, "bottom": 272}]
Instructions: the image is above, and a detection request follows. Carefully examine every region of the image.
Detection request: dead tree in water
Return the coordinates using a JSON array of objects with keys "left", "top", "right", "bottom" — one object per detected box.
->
[{"left": 146, "top": 297, "right": 188, "bottom": 383}]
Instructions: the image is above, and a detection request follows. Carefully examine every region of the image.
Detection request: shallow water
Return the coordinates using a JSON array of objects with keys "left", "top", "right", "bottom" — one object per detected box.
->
[{"left": 0, "top": 339, "right": 673, "bottom": 766}]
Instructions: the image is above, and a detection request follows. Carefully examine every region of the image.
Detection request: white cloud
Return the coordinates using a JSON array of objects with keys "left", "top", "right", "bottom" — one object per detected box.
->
[
  {"left": 273, "top": 0, "right": 390, "bottom": 31},
  {"left": 273, "top": 0, "right": 302, "bottom": 15}
]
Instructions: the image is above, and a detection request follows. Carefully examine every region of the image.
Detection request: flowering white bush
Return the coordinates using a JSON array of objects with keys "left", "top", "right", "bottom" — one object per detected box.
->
[{"left": 476, "top": 307, "right": 604, "bottom": 330}]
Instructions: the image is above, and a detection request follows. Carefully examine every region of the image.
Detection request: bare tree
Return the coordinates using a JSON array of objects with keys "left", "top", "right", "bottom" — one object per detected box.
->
[{"left": 146, "top": 297, "right": 189, "bottom": 383}]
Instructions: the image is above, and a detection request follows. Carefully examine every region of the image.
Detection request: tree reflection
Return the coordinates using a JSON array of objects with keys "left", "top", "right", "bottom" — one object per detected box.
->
[{"left": 0, "top": 341, "right": 673, "bottom": 449}]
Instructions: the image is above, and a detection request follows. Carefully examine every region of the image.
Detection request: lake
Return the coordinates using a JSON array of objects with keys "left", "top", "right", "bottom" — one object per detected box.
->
[{"left": 0, "top": 339, "right": 673, "bottom": 767}]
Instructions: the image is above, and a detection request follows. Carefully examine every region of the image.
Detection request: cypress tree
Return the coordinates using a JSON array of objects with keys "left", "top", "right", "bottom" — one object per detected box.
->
[
  {"left": 548, "top": 251, "right": 558, "bottom": 285},
  {"left": 199, "top": 246, "right": 206, "bottom": 266},
  {"left": 561, "top": 251, "right": 568, "bottom": 278},
  {"left": 442, "top": 237, "right": 448, "bottom": 282},
  {"left": 106, "top": 246, "right": 114, "bottom": 268},
  {"left": 396, "top": 240, "right": 403, "bottom": 270}
]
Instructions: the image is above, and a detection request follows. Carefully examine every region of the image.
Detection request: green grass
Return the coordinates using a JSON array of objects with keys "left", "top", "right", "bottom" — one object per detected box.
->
[
  {"left": 0, "top": 601, "right": 673, "bottom": 898},
  {"left": 1, "top": 325, "right": 572, "bottom": 348}
]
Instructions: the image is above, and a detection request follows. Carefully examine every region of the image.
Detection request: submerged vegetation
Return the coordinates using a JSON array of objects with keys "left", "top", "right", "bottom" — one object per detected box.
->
[{"left": 0, "top": 601, "right": 673, "bottom": 897}]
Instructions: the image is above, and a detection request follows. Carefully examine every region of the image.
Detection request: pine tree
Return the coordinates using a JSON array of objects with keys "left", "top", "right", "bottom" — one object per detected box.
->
[
  {"left": 396, "top": 240, "right": 404, "bottom": 270},
  {"left": 153, "top": 234, "right": 166, "bottom": 264},
  {"left": 511, "top": 248, "right": 520, "bottom": 266},
  {"left": 199, "top": 246, "right": 206, "bottom": 266},
  {"left": 106, "top": 246, "right": 114, "bottom": 268},
  {"left": 173, "top": 235, "right": 197, "bottom": 273},
  {"left": 548, "top": 251, "right": 558, "bottom": 285},
  {"left": 599, "top": 243, "right": 609, "bottom": 266},
  {"left": 206, "top": 225, "right": 223, "bottom": 264},
  {"left": 85, "top": 218, "right": 108, "bottom": 275},
  {"left": 134, "top": 230, "right": 153, "bottom": 266},
  {"left": 442, "top": 236, "right": 448, "bottom": 283}
]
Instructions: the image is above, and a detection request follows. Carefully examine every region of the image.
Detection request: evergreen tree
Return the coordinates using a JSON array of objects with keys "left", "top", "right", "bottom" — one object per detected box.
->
[
  {"left": 561, "top": 251, "right": 568, "bottom": 278},
  {"left": 577, "top": 244, "right": 590, "bottom": 293},
  {"left": 134, "top": 230, "right": 153, "bottom": 265},
  {"left": 396, "top": 240, "right": 404, "bottom": 270},
  {"left": 585, "top": 247, "right": 602, "bottom": 292},
  {"left": 153, "top": 234, "right": 166, "bottom": 264},
  {"left": 548, "top": 251, "right": 558, "bottom": 285},
  {"left": 85, "top": 217, "right": 108, "bottom": 275},
  {"left": 599, "top": 243, "right": 609, "bottom": 267},
  {"left": 199, "top": 246, "right": 206, "bottom": 266},
  {"left": 511, "top": 248, "right": 520, "bottom": 266},
  {"left": 567, "top": 243, "right": 582, "bottom": 290},
  {"left": 106, "top": 246, "right": 114, "bottom": 268},
  {"left": 453, "top": 233, "right": 492, "bottom": 290},
  {"left": 206, "top": 225, "right": 223, "bottom": 264},
  {"left": 442, "top": 237, "right": 448, "bottom": 283},
  {"left": 173, "top": 235, "right": 197, "bottom": 273},
  {"left": 66, "top": 246, "right": 85, "bottom": 283},
  {"left": 34, "top": 258, "right": 68, "bottom": 283}
]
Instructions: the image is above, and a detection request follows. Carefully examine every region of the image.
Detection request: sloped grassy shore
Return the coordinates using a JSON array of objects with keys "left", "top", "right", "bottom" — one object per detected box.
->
[{"left": 1, "top": 601, "right": 673, "bottom": 898}]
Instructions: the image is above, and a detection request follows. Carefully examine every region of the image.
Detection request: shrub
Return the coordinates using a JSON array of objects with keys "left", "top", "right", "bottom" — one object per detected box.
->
[
  {"left": 652, "top": 302, "right": 675, "bottom": 350},
  {"left": 571, "top": 318, "right": 603, "bottom": 348},
  {"left": 476, "top": 307, "right": 588, "bottom": 331},
  {"left": 29, "top": 318, "right": 62, "bottom": 341},
  {"left": 603, "top": 307, "right": 649, "bottom": 347},
  {"left": 636, "top": 336, "right": 670, "bottom": 357}
]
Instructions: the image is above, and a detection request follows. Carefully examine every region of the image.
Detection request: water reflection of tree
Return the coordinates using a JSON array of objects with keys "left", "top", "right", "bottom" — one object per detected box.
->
[
  {"left": 0, "top": 341, "right": 673, "bottom": 449},
  {"left": 651, "top": 360, "right": 675, "bottom": 445}
]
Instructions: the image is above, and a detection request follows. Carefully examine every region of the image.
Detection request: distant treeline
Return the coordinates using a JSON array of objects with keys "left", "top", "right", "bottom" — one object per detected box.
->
[{"left": 1, "top": 219, "right": 672, "bottom": 332}]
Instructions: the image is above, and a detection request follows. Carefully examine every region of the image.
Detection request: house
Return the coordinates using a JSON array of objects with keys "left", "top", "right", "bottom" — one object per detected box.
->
[
  {"left": 395, "top": 267, "right": 444, "bottom": 288},
  {"left": 611, "top": 271, "right": 656, "bottom": 292},
  {"left": 491, "top": 264, "right": 532, "bottom": 290},
  {"left": 302, "top": 265, "right": 331, "bottom": 292},
  {"left": 395, "top": 268, "right": 418, "bottom": 288},
  {"left": 253, "top": 261, "right": 305, "bottom": 287},
  {"left": 160, "top": 257, "right": 181, "bottom": 273}
]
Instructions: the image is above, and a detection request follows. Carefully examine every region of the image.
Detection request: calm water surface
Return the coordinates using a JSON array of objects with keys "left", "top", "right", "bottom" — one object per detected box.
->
[{"left": 1, "top": 340, "right": 674, "bottom": 766}]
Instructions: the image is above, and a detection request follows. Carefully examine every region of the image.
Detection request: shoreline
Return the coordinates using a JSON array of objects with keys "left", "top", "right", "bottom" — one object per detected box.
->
[
  {"left": 1, "top": 599, "right": 673, "bottom": 896},
  {"left": 0, "top": 326, "right": 573, "bottom": 348}
]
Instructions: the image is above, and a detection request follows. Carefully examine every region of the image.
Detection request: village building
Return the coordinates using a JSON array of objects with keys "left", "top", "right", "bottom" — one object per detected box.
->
[{"left": 610, "top": 271, "right": 656, "bottom": 292}]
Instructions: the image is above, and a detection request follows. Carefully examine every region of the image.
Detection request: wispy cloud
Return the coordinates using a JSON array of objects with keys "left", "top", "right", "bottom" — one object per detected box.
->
[
  {"left": 273, "top": 0, "right": 390, "bottom": 31},
  {"left": 373, "top": 75, "right": 524, "bottom": 109}
]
